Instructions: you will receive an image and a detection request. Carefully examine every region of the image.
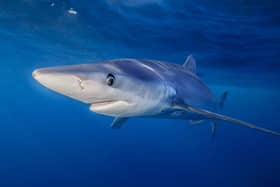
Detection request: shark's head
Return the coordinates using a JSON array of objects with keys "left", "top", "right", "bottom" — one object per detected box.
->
[{"left": 33, "top": 59, "right": 173, "bottom": 117}]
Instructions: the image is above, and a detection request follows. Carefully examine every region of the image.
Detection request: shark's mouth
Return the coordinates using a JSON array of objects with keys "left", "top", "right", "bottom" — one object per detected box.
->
[
  {"left": 90, "top": 100, "right": 132, "bottom": 116},
  {"left": 91, "top": 100, "right": 118, "bottom": 107}
]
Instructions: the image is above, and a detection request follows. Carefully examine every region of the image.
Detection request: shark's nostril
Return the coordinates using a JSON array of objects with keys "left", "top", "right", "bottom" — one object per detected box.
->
[{"left": 76, "top": 76, "right": 85, "bottom": 90}]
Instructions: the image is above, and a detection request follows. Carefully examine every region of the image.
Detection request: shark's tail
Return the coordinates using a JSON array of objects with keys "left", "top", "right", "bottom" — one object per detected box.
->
[
  {"left": 211, "top": 91, "right": 229, "bottom": 137},
  {"left": 218, "top": 91, "right": 228, "bottom": 111}
]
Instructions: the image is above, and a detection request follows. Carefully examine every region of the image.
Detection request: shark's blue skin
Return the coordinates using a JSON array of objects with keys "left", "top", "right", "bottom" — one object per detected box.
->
[{"left": 32, "top": 56, "right": 280, "bottom": 136}]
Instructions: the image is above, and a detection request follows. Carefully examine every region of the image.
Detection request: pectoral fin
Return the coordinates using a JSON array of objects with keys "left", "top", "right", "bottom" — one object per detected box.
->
[
  {"left": 111, "top": 117, "right": 128, "bottom": 129},
  {"left": 174, "top": 105, "right": 280, "bottom": 136},
  {"left": 189, "top": 119, "right": 204, "bottom": 125}
]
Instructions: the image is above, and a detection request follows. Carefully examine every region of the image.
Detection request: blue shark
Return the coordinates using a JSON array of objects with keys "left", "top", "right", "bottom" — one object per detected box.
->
[{"left": 32, "top": 55, "right": 280, "bottom": 136}]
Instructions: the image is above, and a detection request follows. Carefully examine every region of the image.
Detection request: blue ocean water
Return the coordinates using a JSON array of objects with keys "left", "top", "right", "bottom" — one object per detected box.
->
[{"left": 0, "top": 0, "right": 280, "bottom": 186}]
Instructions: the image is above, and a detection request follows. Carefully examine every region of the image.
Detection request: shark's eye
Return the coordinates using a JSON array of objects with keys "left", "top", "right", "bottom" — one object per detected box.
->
[{"left": 106, "top": 73, "right": 115, "bottom": 86}]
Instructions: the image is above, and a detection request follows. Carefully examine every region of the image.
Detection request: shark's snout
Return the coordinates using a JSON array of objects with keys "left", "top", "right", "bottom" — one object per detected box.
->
[
  {"left": 32, "top": 67, "right": 87, "bottom": 101},
  {"left": 32, "top": 69, "right": 40, "bottom": 80},
  {"left": 32, "top": 68, "right": 57, "bottom": 82},
  {"left": 32, "top": 68, "right": 49, "bottom": 83}
]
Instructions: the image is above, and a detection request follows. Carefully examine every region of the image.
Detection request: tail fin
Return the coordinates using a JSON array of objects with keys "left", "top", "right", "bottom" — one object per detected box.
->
[
  {"left": 212, "top": 91, "right": 228, "bottom": 137},
  {"left": 218, "top": 91, "right": 228, "bottom": 110}
]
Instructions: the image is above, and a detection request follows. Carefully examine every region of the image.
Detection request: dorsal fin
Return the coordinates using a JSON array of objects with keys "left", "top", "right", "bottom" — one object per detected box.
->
[{"left": 183, "top": 55, "right": 197, "bottom": 74}]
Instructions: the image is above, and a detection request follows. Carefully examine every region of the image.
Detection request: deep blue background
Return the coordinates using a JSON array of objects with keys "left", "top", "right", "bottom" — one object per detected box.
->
[{"left": 0, "top": 0, "right": 279, "bottom": 186}]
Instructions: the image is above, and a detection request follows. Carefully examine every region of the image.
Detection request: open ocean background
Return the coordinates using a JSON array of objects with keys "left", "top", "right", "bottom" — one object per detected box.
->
[{"left": 0, "top": 0, "right": 279, "bottom": 186}]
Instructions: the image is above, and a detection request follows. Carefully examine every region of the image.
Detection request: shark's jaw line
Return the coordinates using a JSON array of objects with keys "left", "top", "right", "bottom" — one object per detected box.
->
[
  {"left": 90, "top": 99, "right": 129, "bottom": 108},
  {"left": 90, "top": 100, "right": 134, "bottom": 117},
  {"left": 91, "top": 100, "right": 119, "bottom": 106}
]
